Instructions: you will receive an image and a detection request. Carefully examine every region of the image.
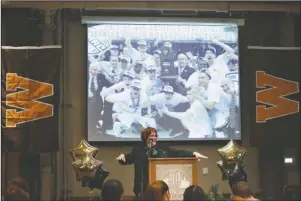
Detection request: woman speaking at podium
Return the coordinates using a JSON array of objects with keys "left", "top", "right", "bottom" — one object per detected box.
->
[{"left": 116, "top": 127, "right": 208, "bottom": 196}]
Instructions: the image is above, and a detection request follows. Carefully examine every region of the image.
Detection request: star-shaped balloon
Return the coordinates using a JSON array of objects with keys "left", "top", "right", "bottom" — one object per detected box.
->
[
  {"left": 82, "top": 167, "right": 110, "bottom": 189},
  {"left": 70, "top": 140, "right": 98, "bottom": 160},
  {"left": 217, "top": 140, "right": 246, "bottom": 164},
  {"left": 70, "top": 140, "right": 103, "bottom": 181},
  {"left": 72, "top": 157, "right": 102, "bottom": 181},
  {"left": 217, "top": 160, "right": 234, "bottom": 180},
  {"left": 228, "top": 163, "right": 248, "bottom": 186}
]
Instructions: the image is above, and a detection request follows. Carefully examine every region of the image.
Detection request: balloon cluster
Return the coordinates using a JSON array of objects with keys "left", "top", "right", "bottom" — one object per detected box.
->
[
  {"left": 216, "top": 140, "right": 247, "bottom": 186},
  {"left": 70, "top": 140, "right": 109, "bottom": 190}
]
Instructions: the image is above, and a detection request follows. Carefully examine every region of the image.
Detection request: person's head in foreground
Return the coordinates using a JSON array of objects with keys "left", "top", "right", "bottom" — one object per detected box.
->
[
  {"left": 101, "top": 179, "right": 124, "bottom": 201},
  {"left": 183, "top": 185, "right": 206, "bottom": 201},
  {"left": 11, "top": 177, "right": 30, "bottom": 196},
  {"left": 231, "top": 181, "right": 259, "bottom": 201},
  {"left": 6, "top": 183, "right": 29, "bottom": 201},
  {"left": 141, "top": 127, "right": 158, "bottom": 147},
  {"left": 228, "top": 167, "right": 248, "bottom": 188},
  {"left": 144, "top": 180, "right": 170, "bottom": 201}
]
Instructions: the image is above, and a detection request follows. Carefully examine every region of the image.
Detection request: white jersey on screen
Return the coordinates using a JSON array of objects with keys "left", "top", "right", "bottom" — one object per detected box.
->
[
  {"left": 106, "top": 89, "right": 149, "bottom": 114},
  {"left": 101, "top": 81, "right": 131, "bottom": 113},
  {"left": 130, "top": 69, "right": 147, "bottom": 80},
  {"left": 199, "top": 81, "right": 231, "bottom": 138},
  {"left": 98, "top": 61, "right": 123, "bottom": 83},
  {"left": 185, "top": 71, "right": 200, "bottom": 89},
  {"left": 164, "top": 100, "right": 212, "bottom": 138},
  {"left": 141, "top": 77, "right": 163, "bottom": 96},
  {"left": 181, "top": 100, "right": 212, "bottom": 138},
  {"left": 149, "top": 92, "right": 188, "bottom": 116},
  {"left": 102, "top": 81, "right": 129, "bottom": 96},
  {"left": 105, "top": 89, "right": 156, "bottom": 134},
  {"left": 206, "top": 53, "right": 230, "bottom": 84},
  {"left": 130, "top": 50, "right": 153, "bottom": 67}
]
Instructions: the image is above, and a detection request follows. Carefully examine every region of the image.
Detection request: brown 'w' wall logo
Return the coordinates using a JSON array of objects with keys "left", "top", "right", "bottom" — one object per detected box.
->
[
  {"left": 256, "top": 71, "right": 299, "bottom": 123},
  {"left": 4, "top": 73, "right": 54, "bottom": 127}
]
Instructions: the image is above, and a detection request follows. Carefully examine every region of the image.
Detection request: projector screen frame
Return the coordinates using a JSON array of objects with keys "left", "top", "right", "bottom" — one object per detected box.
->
[
  {"left": 82, "top": 16, "right": 245, "bottom": 26},
  {"left": 85, "top": 16, "right": 243, "bottom": 144}
]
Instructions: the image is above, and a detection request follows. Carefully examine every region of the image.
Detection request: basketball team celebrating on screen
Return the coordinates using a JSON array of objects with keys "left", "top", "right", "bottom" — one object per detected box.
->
[{"left": 88, "top": 38, "right": 240, "bottom": 140}]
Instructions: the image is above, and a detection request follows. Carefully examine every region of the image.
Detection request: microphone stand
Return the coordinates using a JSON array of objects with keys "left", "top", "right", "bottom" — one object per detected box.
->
[
  {"left": 141, "top": 146, "right": 152, "bottom": 201},
  {"left": 140, "top": 163, "right": 144, "bottom": 201}
]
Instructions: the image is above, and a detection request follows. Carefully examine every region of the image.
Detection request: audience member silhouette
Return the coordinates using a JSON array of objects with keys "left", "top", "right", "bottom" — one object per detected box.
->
[
  {"left": 183, "top": 185, "right": 206, "bottom": 201},
  {"left": 144, "top": 180, "right": 170, "bottom": 201},
  {"left": 101, "top": 179, "right": 124, "bottom": 201}
]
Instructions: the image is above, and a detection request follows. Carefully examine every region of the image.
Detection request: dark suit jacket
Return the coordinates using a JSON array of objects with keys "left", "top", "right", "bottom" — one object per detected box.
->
[
  {"left": 119, "top": 142, "right": 194, "bottom": 195},
  {"left": 88, "top": 73, "right": 112, "bottom": 128},
  {"left": 88, "top": 73, "right": 111, "bottom": 101},
  {"left": 179, "top": 66, "right": 195, "bottom": 81}
]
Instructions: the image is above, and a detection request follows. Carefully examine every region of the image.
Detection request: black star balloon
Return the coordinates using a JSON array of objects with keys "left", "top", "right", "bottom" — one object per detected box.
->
[
  {"left": 217, "top": 160, "right": 234, "bottom": 180},
  {"left": 82, "top": 167, "right": 110, "bottom": 190},
  {"left": 228, "top": 163, "right": 248, "bottom": 187}
]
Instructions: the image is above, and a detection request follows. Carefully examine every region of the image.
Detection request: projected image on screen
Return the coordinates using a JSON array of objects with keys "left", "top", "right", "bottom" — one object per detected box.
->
[{"left": 87, "top": 22, "right": 240, "bottom": 141}]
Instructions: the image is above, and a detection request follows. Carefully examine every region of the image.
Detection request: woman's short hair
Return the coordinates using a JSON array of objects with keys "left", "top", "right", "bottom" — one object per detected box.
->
[
  {"left": 144, "top": 180, "right": 169, "bottom": 201},
  {"left": 101, "top": 179, "right": 124, "bottom": 201},
  {"left": 183, "top": 185, "right": 206, "bottom": 201},
  {"left": 141, "top": 127, "right": 157, "bottom": 144}
]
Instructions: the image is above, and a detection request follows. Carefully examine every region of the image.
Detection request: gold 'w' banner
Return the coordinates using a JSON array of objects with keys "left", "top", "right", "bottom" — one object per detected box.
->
[
  {"left": 247, "top": 47, "right": 300, "bottom": 147},
  {"left": 1, "top": 46, "right": 61, "bottom": 152}
]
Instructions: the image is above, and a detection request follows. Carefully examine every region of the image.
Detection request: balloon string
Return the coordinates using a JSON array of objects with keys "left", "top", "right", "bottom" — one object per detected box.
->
[{"left": 89, "top": 188, "right": 93, "bottom": 201}]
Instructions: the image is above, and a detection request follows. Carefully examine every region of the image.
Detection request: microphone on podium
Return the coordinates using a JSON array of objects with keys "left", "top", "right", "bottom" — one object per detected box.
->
[
  {"left": 149, "top": 139, "right": 153, "bottom": 148},
  {"left": 146, "top": 139, "right": 153, "bottom": 157}
]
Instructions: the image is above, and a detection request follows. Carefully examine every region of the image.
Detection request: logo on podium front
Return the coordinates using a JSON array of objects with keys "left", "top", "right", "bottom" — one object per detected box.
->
[{"left": 156, "top": 164, "right": 192, "bottom": 200}]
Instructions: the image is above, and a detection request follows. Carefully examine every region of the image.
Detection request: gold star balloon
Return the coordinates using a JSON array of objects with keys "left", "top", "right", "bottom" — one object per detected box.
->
[
  {"left": 217, "top": 140, "right": 246, "bottom": 164},
  {"left": 70, "top": 140, "right": 103, "bottom": 181},
  {"left": 72, "top": 157, "right": 103, "bottom": 181},
  {"left": 70, "top": 140, "right": 98, "bottom": 160}
]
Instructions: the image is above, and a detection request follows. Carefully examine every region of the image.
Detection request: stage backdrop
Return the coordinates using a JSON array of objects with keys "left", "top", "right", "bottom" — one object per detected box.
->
[
  {"left": 1, "top": 46, "right": 61, "bottom": 153},
  {"left": 247, "top": 47, "right": 300, "bottom": 147}
]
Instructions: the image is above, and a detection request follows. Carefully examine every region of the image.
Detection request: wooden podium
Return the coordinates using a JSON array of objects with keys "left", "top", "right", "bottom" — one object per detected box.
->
[{"left": 148, "top": 158, "right": 198, "bottom": 200}]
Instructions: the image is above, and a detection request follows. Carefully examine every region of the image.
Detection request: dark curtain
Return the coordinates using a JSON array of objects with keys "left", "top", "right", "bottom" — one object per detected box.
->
[
  {"left": 247, "top": 48, "right": 300, "bottom": 148},
  {"left": 1, "top": 8, "right": 45, "bottom": 200},
  {"left": 1, "top": 46, "right": 62, "bottom": 153},
  {"left": 247, "top": 48, "right": 300, "bottom": 199}
]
